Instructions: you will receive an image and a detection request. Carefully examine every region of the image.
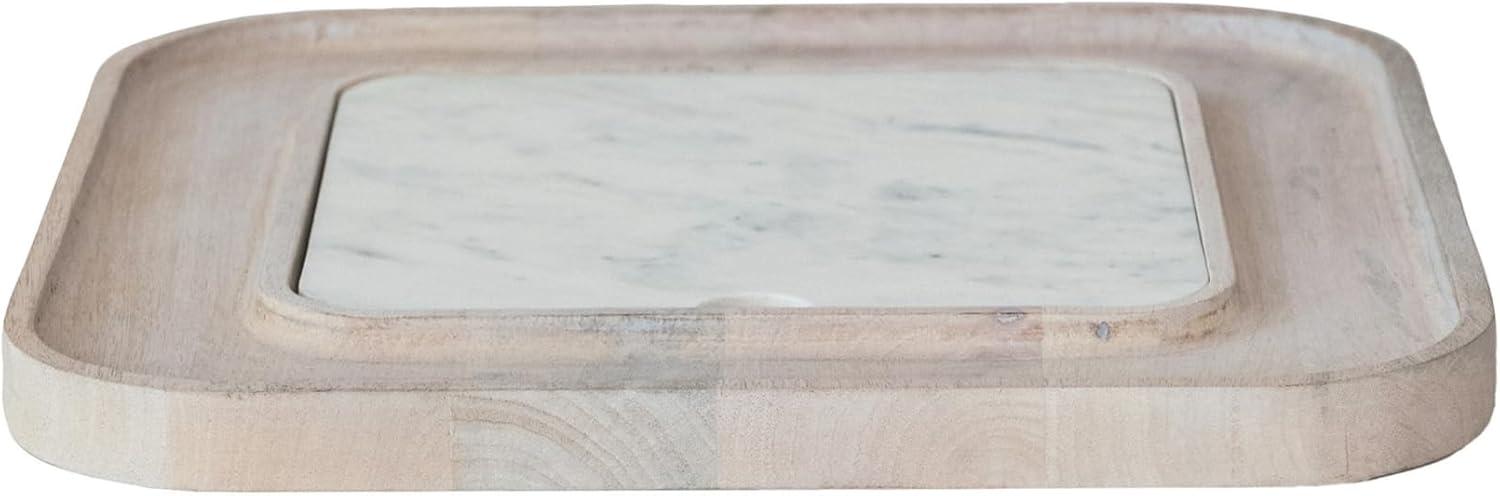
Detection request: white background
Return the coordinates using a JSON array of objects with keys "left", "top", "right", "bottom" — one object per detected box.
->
[{"left": 0, "top": 1, "right": 1495, "bottom": 494}]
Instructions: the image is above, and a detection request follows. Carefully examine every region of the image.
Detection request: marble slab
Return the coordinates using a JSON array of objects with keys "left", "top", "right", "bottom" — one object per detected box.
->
[{"left": 299, "top": 69, "right": 1208, "bottom": 310}]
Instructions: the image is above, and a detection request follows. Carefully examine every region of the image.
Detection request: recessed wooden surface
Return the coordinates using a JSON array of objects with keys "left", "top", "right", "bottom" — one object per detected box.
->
[
  {"left": 2, "top": 4, "right": 1493, "bottom": 491},
  {"left": 301, "top": 70, "right": 1209, "bottom": 310}
]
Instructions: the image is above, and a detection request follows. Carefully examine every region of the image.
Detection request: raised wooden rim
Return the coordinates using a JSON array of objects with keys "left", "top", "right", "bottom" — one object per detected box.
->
[{"left": 3, "top": 4, "right": 1490, "bottom": 390}]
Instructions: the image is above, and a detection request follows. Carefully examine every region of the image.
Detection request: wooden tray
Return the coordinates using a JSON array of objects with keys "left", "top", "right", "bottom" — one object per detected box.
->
[{"left": 3, "top": 4, "right": 1493, "bottom": 490}]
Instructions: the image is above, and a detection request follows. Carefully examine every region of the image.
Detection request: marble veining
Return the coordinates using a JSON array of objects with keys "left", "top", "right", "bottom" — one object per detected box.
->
[{"left": 299, "top": 69, "right": 1208, "bottom": 310}]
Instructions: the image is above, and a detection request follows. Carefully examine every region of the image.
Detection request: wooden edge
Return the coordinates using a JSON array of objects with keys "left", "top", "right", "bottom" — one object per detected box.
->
[
  {"left": 3, "top": 21, "right": 182, "bottom": 389},
  {"left": 0, "top": 2, "right": 1486, "bottom": 385},
  {"left": 0, "top": 3, "right": 1486, "bottom": 385},
  {"left": 1, "top": 4, "right": 1495, "bottom": 489},
  {"left": 5, "top": 322, "right": 1491, "bottom": 489},
  {"left": 1293, "top": 8, "right": 1494, "bottom": 383}
]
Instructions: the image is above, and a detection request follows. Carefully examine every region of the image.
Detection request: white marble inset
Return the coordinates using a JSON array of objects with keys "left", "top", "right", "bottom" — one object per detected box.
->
[{"left": 299, "top": 69, "right": 1207, "bottom": 310}]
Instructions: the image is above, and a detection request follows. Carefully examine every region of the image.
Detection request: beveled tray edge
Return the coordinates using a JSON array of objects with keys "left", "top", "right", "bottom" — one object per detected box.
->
[{"left": 2, "top": 4, "right": 1492, "bottom": 490}]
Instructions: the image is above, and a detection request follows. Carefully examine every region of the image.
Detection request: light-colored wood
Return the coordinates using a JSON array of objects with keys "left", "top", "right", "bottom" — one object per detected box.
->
[{"left": 2, "top": 4, "right": 1493, "bottom": 490}]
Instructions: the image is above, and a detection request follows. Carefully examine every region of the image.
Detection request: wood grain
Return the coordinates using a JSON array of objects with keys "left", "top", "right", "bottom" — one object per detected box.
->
[{"left": 3, "top": 4, "right": 1493, "bottom": 489}]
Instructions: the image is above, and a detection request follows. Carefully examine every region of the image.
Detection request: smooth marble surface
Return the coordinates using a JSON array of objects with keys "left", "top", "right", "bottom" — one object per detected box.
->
[{"left": 299, "top": 69, "right": 1208, "bottom": 310}]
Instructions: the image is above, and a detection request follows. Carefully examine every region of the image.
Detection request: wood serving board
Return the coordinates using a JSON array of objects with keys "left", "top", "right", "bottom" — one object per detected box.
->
[{"left": 3, "top": 4, "right": 1493, "bottom": 490}]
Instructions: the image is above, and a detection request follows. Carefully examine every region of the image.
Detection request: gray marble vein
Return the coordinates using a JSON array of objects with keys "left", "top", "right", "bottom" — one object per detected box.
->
[{"left": 299, "top": 69, "right": 1208, "bottom": 309}]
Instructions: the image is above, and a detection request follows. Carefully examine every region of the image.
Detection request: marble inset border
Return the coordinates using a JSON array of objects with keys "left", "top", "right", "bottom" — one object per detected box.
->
[{"left": 244, "top": 61, "right": 1236, "bottom": 364}]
